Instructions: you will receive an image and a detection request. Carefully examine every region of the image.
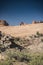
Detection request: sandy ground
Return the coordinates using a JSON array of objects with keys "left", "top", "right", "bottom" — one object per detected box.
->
[{"left": 0, "top": 23, "right": 43, "bottom": 37}]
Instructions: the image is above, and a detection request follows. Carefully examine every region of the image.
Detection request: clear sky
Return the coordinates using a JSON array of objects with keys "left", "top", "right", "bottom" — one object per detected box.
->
[{"left": 0, "top": 0, "right": 43, "bottom": 25}]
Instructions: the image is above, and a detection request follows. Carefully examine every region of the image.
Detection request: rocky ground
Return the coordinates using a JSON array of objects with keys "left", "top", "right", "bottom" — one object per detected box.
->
[{"left": 0, "top": 31, "right": 43, "bottom": 65}]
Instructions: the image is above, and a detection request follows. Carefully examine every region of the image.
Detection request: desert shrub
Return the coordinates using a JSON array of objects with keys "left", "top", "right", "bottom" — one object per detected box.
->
[
  {"left": 29, "top": 36, "right": 33, "bottom": 38},
  {"left": 2, "top": 49, "right": 43, "bottom": 65},
  {"left": 41, "top": 39, "right": 43, "bottom": 42},
  {"left": 39, "top": 34, "right": 43, "bottom": 37},
  {"left": 28, "top": 53, "right": 43, "bottom": 65},
  {"left": 34, "top": 35, "right": 37, "bottom": 38},
  {"left": 36, "top": 31, "right": 43, "bottom": 37},
  {"left": 0, "top": 54, "right": 13, "bottom": 65},
  {"left": 28, "top": 59, "right": 43, "bottom": 65},
  {"left": 6, "top": 49, "right": 31, "bottom": 63},
  {"left": 14, "top": 37, "right": 20, "bottom": 41},
  {"left": 0, "top": 60, "right": 13, "bottom": 65},
  {"left": 36, "top": 31, "right": 40, "bottom": 36}
]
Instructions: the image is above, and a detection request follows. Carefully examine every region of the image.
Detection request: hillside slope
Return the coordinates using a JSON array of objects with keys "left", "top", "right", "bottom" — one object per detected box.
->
[
  {"left": 0, "top": 25, "right": 43, "bottom": 65},
  {"left": 0, "top": 23, "right": 43, "bottom": 37}
]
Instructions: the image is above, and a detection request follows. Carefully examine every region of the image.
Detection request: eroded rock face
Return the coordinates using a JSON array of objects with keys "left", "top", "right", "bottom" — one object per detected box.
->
[
  {"left": 32, "top": 21, "right": 39, "bottom": 24},
  {"left": 0, "top": 20, "right": 9, "bottom": 26},
  {"left": 32, "top": 20, "right": 43, "bottom": 24}
]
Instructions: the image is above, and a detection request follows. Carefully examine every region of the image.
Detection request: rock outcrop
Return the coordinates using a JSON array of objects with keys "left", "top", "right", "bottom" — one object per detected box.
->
[
  {"left": 20, "top": 22, "right": 27, "bottom": 26},
  {"left": 0, "top": 20, "right": 9, "bottom": 26},
  {"left": 32, "top": 20, "right": 43, "bottom": 24}
]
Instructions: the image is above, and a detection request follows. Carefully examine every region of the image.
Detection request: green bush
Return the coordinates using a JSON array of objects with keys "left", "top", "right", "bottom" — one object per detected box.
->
[
  {"left": 41, "top": 39, "right": 43, "bottom": 42},
  {"left": 36, "top": 31, "right": 40, "bottom": 36},
  {"left": 36, "top": 31, "right": 43, "bottom": 37},
  {"left": 0, "top": 60, "right": 13, "bottom": 65},
  {"left": 28, "top": 53, "right": 43, "bottom": 65},
  {"left": 1, "top": 49, "right": 43, "bottom": 65}
]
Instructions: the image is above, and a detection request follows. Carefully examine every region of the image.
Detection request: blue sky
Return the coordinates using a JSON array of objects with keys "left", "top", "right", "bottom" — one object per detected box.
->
[{"left": 0, "top": 0, "right": 43, "bottom": 25}]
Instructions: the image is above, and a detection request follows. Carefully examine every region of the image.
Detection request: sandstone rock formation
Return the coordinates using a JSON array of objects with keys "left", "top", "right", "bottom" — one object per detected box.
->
[
  {"left": 32, "top": 21, "right": 39, "bottom": 24},
  {"left": 0, "top": 20, "right": 9, "bottom": 26},
  {"left": 20, "top": 22, "right": 27, "bottom": 25},
  {"left": 32, "top": 20, "right": 43, "bottom": 24}
]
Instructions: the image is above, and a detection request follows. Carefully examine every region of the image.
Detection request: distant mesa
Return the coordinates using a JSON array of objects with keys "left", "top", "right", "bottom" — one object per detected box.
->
[
  {"left": 20, "top": 21, "right": 43, "bottom": 26},
  {"left": 0, "top": 20, "right": 9, "bottom": 26},
  {"left": 0, "top": 20, "right": 43, "bottom": 26},
  {"left": 32, "top": 20, "right": 43, "bottom": 24}
]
